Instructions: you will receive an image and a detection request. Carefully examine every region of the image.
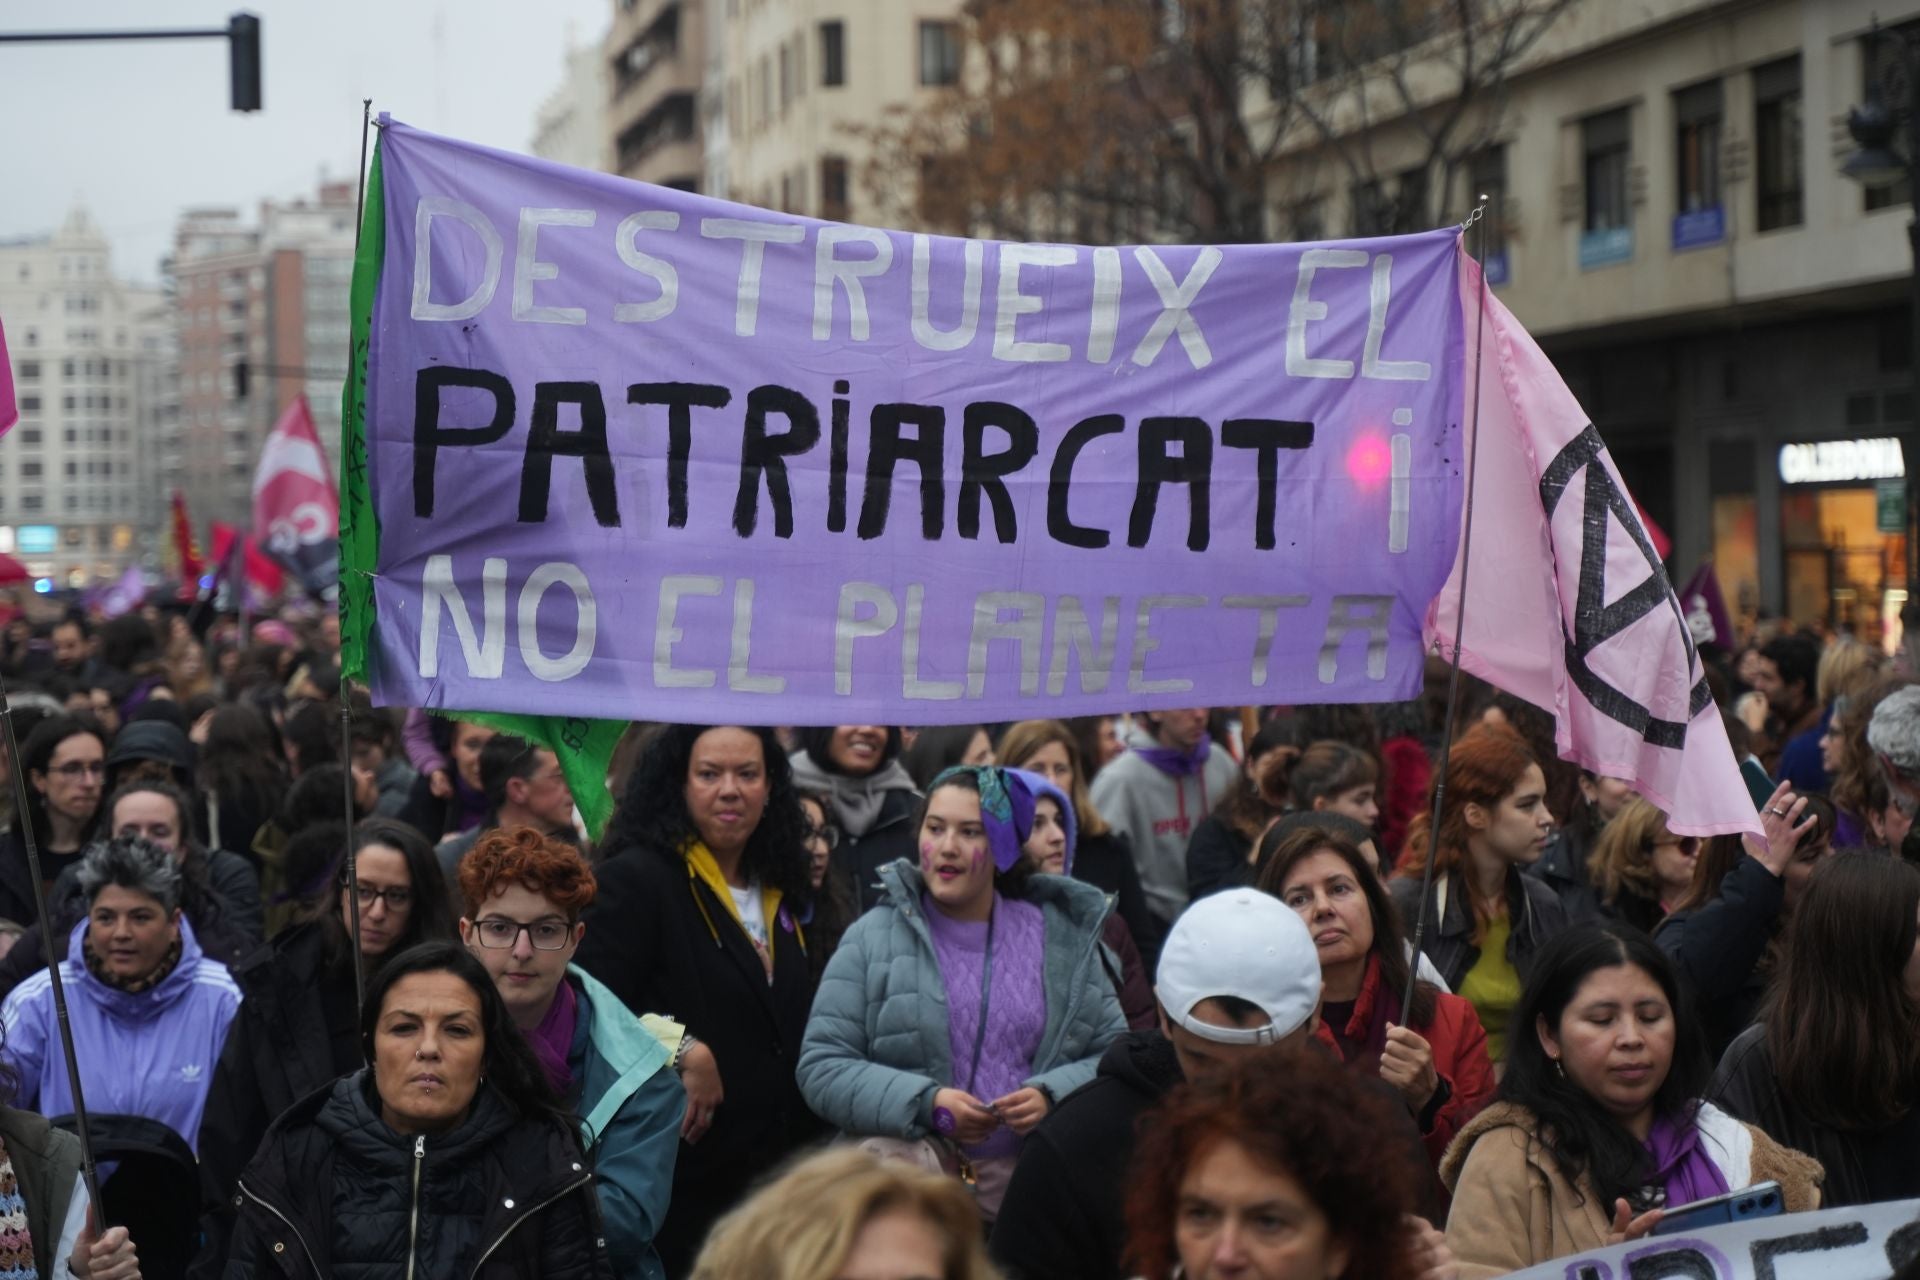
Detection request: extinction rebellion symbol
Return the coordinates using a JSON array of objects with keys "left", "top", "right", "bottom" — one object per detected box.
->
[{"left": 1539, "top": 425, "right": 1711, "bottom": 751}]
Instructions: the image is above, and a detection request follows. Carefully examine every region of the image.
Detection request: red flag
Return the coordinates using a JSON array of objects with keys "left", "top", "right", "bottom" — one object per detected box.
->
[
  {"left": 210, "top": 521, "right": 287, "bottom": 597},
  {"left": 170, "top": 491, "right": 205, "bottom": 586},
  {"left": 253, "top": 395, "right": 339, "bottom": 596},
  {"left": 0, "top": 316, "right": 17, "bottom": 435}
]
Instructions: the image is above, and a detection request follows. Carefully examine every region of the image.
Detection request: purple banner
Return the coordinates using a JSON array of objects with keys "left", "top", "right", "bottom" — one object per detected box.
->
[{"left": 363, "top": 120, "right": 1466, "bottom": 725}]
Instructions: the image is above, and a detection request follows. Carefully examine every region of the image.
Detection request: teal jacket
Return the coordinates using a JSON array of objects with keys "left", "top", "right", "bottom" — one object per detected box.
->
[
  {"left": 569, "top": 966, "right": 685, "bottom": 1280},
  {"left": 797, "top": 860, "right": 1126, "bottom": 1140}
]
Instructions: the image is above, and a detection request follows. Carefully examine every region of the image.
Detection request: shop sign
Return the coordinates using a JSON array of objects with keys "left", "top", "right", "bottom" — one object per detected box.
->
[
  {"left": 15, "top": 526, "right": 57, "bottom": 555},
  {"left": 1879, "top": 477, "right": 1907, "bottom": 533},
  {"left": 1777, "top": 437, "right": 1906, "bottom": 485},
  {"left": 1672, "top": 205, "right": 1725, "bottom": 252},
  {"left": 1579, "top": 226, "right": 1633, "bottom": 270}
]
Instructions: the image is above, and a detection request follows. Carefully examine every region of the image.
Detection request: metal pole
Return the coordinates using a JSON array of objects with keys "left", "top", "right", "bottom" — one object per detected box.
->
[
  {"left": 339, "top": 98, "right": 375, "bottom": 1025},
  {"left": 1403, "top": 197, "right": 1492, "bottom": 1019},
  {"left": 0, "top": 682, "right": 102, "bottom": 1212},
  {"left": 1906, "top": 36, "right": 1920, "bottom": 607}
]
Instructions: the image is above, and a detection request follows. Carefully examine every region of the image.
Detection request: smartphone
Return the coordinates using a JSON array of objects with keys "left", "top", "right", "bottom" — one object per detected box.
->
[{"left": 1649, "top": 1182, "right": 1784, "bottom": 1236}]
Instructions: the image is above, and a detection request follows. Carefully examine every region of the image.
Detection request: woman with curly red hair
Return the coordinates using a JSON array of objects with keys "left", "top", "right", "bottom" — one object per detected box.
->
[
  {"left": 1124, "top": 1049, "right": 1457, "bottom": 1279},
  {"left": 458, "top": 826, "right": 696, "bottom": 1280}
]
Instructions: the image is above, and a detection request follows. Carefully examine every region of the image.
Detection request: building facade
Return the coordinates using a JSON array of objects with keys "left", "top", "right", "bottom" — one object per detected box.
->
[
  {"left": 1265, "top": 0, "right": 1920, "bottom": 647},
  {"left": 605, "top": 0, "right": 706, "bottom": 189},
  {"left": 167, "top": 182, "right": 355, "bottom": 535},
  {"left": 712, "top": 0, "right": 965, "bottom": 221},
  {"left": 0, "top": 208, "right": 166, "bottom": 586},
  {"left": 533, "top": 33, "right": 610, "bottom": 171}
]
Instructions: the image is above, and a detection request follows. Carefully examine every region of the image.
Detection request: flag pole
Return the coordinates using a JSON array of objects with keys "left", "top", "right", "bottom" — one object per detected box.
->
[
  {"left": 0, "top": 676, "right": 102, "bottom": 1212},
  {"left": 1403, "top": 197, "right": 1492, "bottom": 1020},
  {"left": 338, "top": 97, "right": 374, "bottom": 1026}
]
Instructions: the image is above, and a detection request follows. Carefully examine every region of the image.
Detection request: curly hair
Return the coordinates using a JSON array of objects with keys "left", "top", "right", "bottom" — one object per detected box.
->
[
  {"left": 599, "top": 725, "right": 812, "bottom": 904},
  {"left": 1123, "top": 1048, "right": 1423, "bottom": 1279},
  {"left": 459, "top": 826, "right": 597, "bottom": 919},
  {"left": 692, "top": 1147, "right": 997, "bottom": 1280},
  {"left": 1831, "top": 674, "right": 1917, "bottom": 820}
]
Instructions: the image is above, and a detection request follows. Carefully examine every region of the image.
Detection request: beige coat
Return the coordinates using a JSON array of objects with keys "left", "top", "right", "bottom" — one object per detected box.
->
[{"left": 1439, "top": 1101, "right": 1823, "bottom": 1280}]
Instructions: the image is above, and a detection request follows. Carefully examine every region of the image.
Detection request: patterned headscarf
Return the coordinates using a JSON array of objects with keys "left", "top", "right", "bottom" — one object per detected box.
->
[{"left": 928, "top": 764, "right": 1037, "bottom": 872}]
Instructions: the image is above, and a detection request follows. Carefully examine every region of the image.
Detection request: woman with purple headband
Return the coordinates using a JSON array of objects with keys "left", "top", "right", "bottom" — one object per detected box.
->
[{"left": 797, "top": 764, "right": 1127, "bottom": 1222}]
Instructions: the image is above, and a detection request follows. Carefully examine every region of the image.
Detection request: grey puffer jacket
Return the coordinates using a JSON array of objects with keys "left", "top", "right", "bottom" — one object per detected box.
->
[{"left": 797, "top": 860, "right": 1127, "bottom": 1139}]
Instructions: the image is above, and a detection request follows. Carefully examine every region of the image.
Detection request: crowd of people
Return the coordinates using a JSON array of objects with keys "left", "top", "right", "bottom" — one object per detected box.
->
[{"left": 0, "top": 605, "right": 1910, "bottom": 1278}]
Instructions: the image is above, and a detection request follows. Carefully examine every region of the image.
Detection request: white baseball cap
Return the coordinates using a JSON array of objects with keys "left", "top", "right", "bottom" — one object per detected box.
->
[{"left": 1156, "top": 888, "right": 1322, "bottom": 1045}]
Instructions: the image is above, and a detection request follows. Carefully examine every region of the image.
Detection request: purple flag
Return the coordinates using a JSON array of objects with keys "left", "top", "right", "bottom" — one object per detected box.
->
[
  {"left": 1677, "top": 562, "right": 1735, "bottom": 652},
  {"left": 361, "top": 120, "right": 1465, "bottom": 725}
]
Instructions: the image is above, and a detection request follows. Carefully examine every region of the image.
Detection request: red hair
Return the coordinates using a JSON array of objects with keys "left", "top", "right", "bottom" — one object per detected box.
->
[
  {"left": 1123, "top": 1049, "right": 1421, "bottom": 1279},
  {"left": 1394, "top": 721, "right": 1539, "bottom": 901},
  {"left": 458, "top": 825, "right": 596, "bottom": 918}
]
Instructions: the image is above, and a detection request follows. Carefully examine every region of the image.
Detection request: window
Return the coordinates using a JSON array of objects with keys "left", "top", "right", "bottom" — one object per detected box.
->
[
  {"left": 21, "top": 462, "right": 40, "bottom": 479},
  {"left": 18, "top": 429, "right": 38, "bottom": 445},
  {"left": 1349, "top": 180, "right": 1387, "bottom": 236},
  {"left": 820, "top": 20, "right": 845, "bottom": 86},
  {"left": 1753, "top": 58, "right": 1803, "bottom": 230},
  {"left": 1285, "top": 198, "right": 1324, "bottom": 242},
  {"left": 16, "top": 362, "right": 36, "bottom": 380},
  {"left": 1583, "top": 108, "right": 1631, "bottom": 232},
  {"left": 21, "top": 495, "right": 39, "bottom": 513},
  {"left": 820, "top": 155, "right": 851, "bottom": 222},
  {"left": 1865, "top": 24, "right": 1920, "bottom": 211},
  {"left": 919, "top": 21, "right": 959, "bottom": 86},
  {"left": 1674, "top": 80, "right": 1723, "bottom": 215},
  {"left": 779, "top": 42, "right": 793, "bottom": 112},
  {"left": 18, "top": 396, "right": 37, "bottom": 414}
]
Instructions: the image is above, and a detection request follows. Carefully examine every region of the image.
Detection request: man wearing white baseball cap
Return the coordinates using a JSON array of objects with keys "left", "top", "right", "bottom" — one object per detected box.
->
[{"left": 989, "top": 889, "right": 1330, "bottom": 1280}]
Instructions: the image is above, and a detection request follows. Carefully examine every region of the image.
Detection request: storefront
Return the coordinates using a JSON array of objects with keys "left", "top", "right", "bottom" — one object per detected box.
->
[{"left": 1714, "top": 436, "right": 1909, "bottom": 649}]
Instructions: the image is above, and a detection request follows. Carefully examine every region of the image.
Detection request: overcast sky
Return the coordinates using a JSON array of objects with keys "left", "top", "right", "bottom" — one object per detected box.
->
[{"left": 1, "top": 0, "right": 608, "bottom": 284}]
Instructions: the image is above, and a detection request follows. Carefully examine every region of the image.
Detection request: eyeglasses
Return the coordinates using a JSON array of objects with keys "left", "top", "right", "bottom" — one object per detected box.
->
[
  {"left": 473, "top": 917, "right": 574, "bottom": 950},
  {"left": 805, "top": 824, "right": 840, "bottom": 850},
  {"left": 1651, "top": 836, "right": 1701, "bottom": 856},
  {"left": 49, "top": 761, "right": 106, "bottom": 779},
  {"left": 350, "top": 884, "right": 413, "bottom": 911}
]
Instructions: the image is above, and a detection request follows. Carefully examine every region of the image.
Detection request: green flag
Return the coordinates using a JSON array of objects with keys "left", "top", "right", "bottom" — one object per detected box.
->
[{"left": 338, "top": 133, "right": 626, "bottom": 838}]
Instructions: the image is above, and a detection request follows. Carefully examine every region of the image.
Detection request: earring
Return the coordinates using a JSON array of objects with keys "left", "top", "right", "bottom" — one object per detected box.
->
[{"left": 1551, "top": 1057, "right": 1565, "bottom": 1077}]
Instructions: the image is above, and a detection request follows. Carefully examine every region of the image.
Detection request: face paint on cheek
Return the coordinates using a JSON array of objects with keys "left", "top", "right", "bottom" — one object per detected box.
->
[
  {"left": 973, "top": 847, "right": 987, "bottom": 871},
  {"left": 920, "top": 841, "right": 937, "bottom": 874}
]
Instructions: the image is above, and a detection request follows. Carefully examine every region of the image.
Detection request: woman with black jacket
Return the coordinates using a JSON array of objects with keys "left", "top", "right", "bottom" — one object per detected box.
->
[
  {"left": 1389, "top": 723, "right": 1567, "bottom": 1065},
  {"left": 787, "top": 725, "right": 920, "bottom": 911},
  {"left": 193, "top": 704, "right": 286, "bottom": 866},
  {"left": 223, "top": 941, "right": 612, "bottom": 1279},
  {"left": 1655, "top": 784, "right": 1826, "bottom": 1057},
  {"left": 1709, "top": 852, "right": 1920, "bottom": 1205},
  {"left": 0, "top": 716, "right": 106, "bottom": 928},
  {"left": 578, "top": 724, "right": 824, "bottom": 1277},
  {"left": 193, "top": 819, "right": 456, "bottom": 1275}
]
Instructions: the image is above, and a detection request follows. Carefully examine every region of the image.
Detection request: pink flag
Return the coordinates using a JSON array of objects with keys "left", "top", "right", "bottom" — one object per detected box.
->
[
  {"left": 252, "top": 395, "right": 339, "bottom": 596},
  {"left": 1426, "top": 254, "right": 1760, "bottom": 839},
  {"left": 0, "top": 316, "right": 17, "bottom": 435}
]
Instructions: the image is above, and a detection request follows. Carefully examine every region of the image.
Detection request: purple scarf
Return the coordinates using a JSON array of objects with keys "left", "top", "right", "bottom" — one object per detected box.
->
[
  {"left": 527, "top": 977, "right": 579, "bottom": 1097},
  {"left": 1134, "top": 735, "right": 1212, "bottom": 778},
  {"left": 1644, "top": 1111, "right": 1729, "bottom": 1207}
]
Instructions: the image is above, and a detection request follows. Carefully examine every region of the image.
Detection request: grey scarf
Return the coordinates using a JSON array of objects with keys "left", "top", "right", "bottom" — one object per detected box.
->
[{"left": 789, "top": 750, "right": 919, "bottom": 837}]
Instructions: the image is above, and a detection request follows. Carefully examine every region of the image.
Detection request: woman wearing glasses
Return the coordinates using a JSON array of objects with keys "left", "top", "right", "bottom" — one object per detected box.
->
[
  {"left": 798, "top": 789, "right": 856, "bottom": 980},
  {"left": 0, "top": 715, "right": 107, "bottom": 930},
  {"left": 192, "top": 818, "right": 457, "bottom": 1271},
  {"left": 1587, "top": 800, "right": 1700, "bottom": 935},
  {"left": 459, "top": 827, "right": 688, "bottom": 1280}
]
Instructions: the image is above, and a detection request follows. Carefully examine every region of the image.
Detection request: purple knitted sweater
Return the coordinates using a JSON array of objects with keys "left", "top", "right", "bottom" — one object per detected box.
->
[{"left": 923, "top": 892, "right": 1047, "bottom": 1160}]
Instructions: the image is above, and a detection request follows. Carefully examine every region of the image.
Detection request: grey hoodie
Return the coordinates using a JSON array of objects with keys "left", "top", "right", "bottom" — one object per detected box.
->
[{"left": 1087, "top": 725, "right": 1241, "bottom": 926}]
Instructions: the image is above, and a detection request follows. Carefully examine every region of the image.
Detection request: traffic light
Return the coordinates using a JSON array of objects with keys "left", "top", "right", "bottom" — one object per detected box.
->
[{"left": 229, "top": 13, "right": 261, "bottom": 112}]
